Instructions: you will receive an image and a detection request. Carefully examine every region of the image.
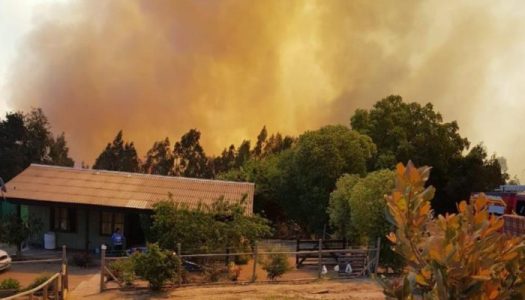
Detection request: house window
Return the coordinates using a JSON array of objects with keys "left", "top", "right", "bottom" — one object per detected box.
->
[
  {"left": 50, "top": 207, "right": 76, "bottom": 232},
  {"left": 100, "top": 211, "right": 125, "bottom": 236}
]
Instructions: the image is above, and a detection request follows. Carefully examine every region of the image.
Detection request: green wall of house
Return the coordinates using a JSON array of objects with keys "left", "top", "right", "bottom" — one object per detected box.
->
[{"left": 27, "top": 204, "right": 147, "bottom": 251}]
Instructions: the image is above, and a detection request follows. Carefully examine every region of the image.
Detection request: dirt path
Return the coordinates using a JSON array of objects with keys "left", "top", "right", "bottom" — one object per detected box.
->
[{"left": 97, "top": 279, "right": 385, "bottom": 299}]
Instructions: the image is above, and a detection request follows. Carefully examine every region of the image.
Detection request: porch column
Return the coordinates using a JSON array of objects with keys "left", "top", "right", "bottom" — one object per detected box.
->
[{"left": 85, "top": 208, "right": 90, "bottom": 250}]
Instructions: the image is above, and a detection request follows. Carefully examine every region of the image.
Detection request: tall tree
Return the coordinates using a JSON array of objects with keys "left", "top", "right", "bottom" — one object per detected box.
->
[
  {"left": 212, "top": 145, "right": 236, "bottom": 176},
  {"left": 278, "top": 125, "right": 376, "bottom": 234},
  {"left": 253, "top": 126, "right": 267, "bottom": 158},
  {"left": 0, "top": 109, "right": 75, "bottom": 181},
  {"left": 350, "top": 95, "right": 473, "bottom": 213},
  {"left": 24, "top": 108, "right": 52, "bottom": 164},
  {"left": 173, "top": 129, "right": 211, "bottom": 178},
  {"left": 93, "top": 130, "right": 140, "bottom": 172},
  {"left": 0, "top": 112, "right": 29, "bottom": 181},
  {"left": 263, "top": 133, "right": 295, "bottom": 156},
  {"left": 445, "top": 144, "right": 507, "bottom": 202},
  {"left": 46, "top": 133, "right": 74, "bottom": 167},
  {"left": 143, "top": 137, "right": 174, "bottom": 175},
  {"left": 234, "top": 140, "right": 251, "bottom": 168},
  {"left": 328, "top": 170, "right": 402, "bottom": 269}
]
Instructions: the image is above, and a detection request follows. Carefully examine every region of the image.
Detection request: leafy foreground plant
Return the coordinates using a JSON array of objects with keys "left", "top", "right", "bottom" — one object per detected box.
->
[{"left": 381, "top": 161, "right": 525, "bottom": 299}]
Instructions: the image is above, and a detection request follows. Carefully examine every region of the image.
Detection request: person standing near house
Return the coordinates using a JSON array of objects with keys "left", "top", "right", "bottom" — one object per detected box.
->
[{"left": 111, "top": 228, "right": 125, "bottom": 254}]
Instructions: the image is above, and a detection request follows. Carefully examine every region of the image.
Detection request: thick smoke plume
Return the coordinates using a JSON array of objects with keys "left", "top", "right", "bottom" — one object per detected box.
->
[{"left": 6, "top": 0, "right": 525, "bottom": 178}]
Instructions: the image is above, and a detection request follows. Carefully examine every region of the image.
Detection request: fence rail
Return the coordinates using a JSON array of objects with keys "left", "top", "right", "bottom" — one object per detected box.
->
[{"left": 3, "top": 245, "right": 69, "bottom": 300}]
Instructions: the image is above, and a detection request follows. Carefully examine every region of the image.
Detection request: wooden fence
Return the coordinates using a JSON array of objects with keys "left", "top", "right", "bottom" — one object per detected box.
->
[
  {"left": 99, "top": 239, "right": 381, "bottom": 292},
  {"left": 2, "top": 246, "right": 69, "bottom": 300}
]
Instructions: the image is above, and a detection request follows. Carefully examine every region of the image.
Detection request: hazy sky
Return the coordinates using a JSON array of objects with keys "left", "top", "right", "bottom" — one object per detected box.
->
[{"left": 1, "top": 0, "right": 524, "bottom": 180}]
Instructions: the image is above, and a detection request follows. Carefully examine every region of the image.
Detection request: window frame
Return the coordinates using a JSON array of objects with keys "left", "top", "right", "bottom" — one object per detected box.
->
[
  {"left": 99, "top": 211, "right": 125, "bottom": 236},
  {"left": 50, "top": 207, "right": 77, "bottom": 233}
]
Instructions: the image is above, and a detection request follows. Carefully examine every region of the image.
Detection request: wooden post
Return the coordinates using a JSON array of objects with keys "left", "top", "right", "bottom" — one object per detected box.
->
[
  {"left": 177, "top": 243, "right": 182, "bottom": 287},
  {"left": 374, "top": 237, "right": 381, "bottom": 274},
  {"left": 16, "top": 204, "right": 22, "bottom": 257},
  {"left": 318, "top": 239, "right": 323, "bottom": 279},
  {"left": 42, "top": 283, "right": 48, "bottom": 300},
  {"left": 295, "top": 239, "right": 300, "bottom": 267},
  {"left": 251, "top": 242, "right": 258, "bottom": 283},
  {"left": 54, "top": 275, "right": 59, "bottom": 299},
  {"left": 100, "top": 244, "right": 107, "bottom": 292},
  {"left": 85, "top": 208, "right": 90, "bottom": 250},
  {"left": 225, "top": 247, "right": 230, "bottom": 266},
  {"left": 62, "top": 245, "right": 68, "bottom": 291}
]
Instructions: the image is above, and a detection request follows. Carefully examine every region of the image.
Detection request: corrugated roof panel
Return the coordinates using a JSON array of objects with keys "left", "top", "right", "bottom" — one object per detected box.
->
[{"left": 5, "top": 164, "right": 254, "bottom": 214}]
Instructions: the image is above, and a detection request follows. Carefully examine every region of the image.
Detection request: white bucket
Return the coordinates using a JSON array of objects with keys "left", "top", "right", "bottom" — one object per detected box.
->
[{"left": 44, "top": 232, "right": 56, "bottom": 250}]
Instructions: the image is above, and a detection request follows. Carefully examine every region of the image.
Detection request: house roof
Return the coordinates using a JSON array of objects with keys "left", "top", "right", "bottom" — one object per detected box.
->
[{"left": 4, "top": 164, "right": 254, "bottom": 214}]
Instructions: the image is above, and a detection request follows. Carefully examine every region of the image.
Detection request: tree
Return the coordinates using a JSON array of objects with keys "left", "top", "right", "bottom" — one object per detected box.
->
[
  {"left": 234, "top": 140, "right": 251, "bottom": 168},
  {"left": 253, "top": 126, "right": 267, "bottom": 158},
  {"left": 46, "top": 133, "right": 74, "bottom": 167},
  {"left": 0, "top": 214, "right": 42, "bottom": 257},
  {"left": 173, "top": 129, "right": 212, "bottom": 178},
  {"left": 0, "top": 109, "right": 75, "bottom": 181},
  {"left": 327, "top": 174, "right": 360, "bottom": 241},
  {"left": 278, "top": 125, "right": 376, "bottom": 234},
  {"left": 328, "top": 170, "right": 402, "bottom": 269},
  {"left": 24, "top": 108, "right": 52, "bottom": 164},
  {"left": 263, "top": 133, "right": 295, "bottom": 156},
  {"left": 213, "top": 144, "right": 236, "bottom": 175},
  {"left": 350, "top": 95, "right": 506, "bottom": 214},
  {"left": 143, "top": 137, "right": 174, "bottom": 175},
  {"left": 150, "top": 195, "right": 271, "bottom": 253},
  {"left": 93, "top": 131, "right": 140, "bottom": 172},
  {"left": 219, "top": 154, "right": 285, "bottom": 225},
  {"left": 0, "top": 112, "right": 29, "bottom": 181}
]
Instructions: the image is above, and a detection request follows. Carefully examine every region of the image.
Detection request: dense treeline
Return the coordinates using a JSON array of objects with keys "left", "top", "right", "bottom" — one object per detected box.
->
[
  {"left": 0, "top": 95, "right": 508, "bottom": 236},
  {"left": 0, "top": 108, "right": 74, "bottom": 181}
]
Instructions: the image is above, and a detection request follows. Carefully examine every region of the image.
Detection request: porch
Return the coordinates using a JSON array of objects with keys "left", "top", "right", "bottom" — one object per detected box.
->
[{"left": 11, "top": 201, "right": 149, "bottom": 251}]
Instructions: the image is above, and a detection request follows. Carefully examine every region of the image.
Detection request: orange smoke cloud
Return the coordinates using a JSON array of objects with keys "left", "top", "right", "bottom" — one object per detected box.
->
[{"left": 5, "top": 0, "right": 525, "bottom": 179}]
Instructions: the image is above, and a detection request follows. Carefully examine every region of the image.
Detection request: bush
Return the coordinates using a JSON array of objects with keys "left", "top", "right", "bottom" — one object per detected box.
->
[
  {"left": 109, "top": 259, "right": 135, "bottom": 286},
  {"left": 132, "top": 243, "right": 180, "bottom": 291},
  {"left": 381, "top": 162, "right": 525, "bottom": 299},
  {"left": 204, "top": 263, "right": 226, "bottom": 282},
  {"left": 25, "top": 273, "right": 52, "bottom": 291},
  {"left": 72, "top": 252, "right": 93, "bottom": 267},
  {"left": 227, "top": 262, "right": 241, "bottom": 281},
  {"left": 0, "top": 278, "right": 21, "bottom": 291},
  {"left": 234, "top": 254, "right": 250, "bottom": 265},
  {"left": 260, "top": 249, "right": 291, "bottom": 280}
]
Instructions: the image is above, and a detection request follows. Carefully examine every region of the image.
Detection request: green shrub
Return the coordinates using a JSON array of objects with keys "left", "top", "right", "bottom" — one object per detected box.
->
[
  {"left": 260, "top": 249, "right": 291, "bottom": 280},
  {"left": 109, "top": 259, "right": 135, "bottom": 286},
  {"left": 0, "top": 278, "right": 21, "bottom": 291},
  {"left": 132, "top": 243, "right": 179, "bottom": 290},
  {"left": 25, "top": 273, "right": 52, "bottom": 291}
]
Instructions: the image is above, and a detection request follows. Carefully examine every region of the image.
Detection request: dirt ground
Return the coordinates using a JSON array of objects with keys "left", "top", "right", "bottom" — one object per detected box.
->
[
  {"left": 99, "top": 279, "right": 385, "bottom": 299},
  {"left": 0, "top": 262, "right": 98, "bottom": 290}
]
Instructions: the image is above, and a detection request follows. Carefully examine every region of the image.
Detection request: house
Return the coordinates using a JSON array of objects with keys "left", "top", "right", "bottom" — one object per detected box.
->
[{"left": 3, "top": 164, "right": 254, "bottom": 251}]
